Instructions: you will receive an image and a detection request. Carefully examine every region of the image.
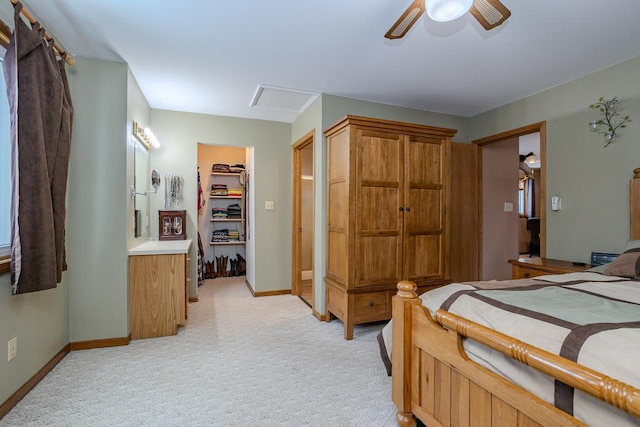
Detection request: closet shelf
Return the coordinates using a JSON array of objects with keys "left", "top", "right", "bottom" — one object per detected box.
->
[
  {"left": 210, "top": 219, "right": 244, "bottom": 222},
  {"left": 210, "top": 196, "right": 242, "bottom": 199},
  {"left": 211, "top": 172, "right": 242, "bottom": 176},
  {"left": 210, "top": 241, "right": 246, "bottom": 246}
]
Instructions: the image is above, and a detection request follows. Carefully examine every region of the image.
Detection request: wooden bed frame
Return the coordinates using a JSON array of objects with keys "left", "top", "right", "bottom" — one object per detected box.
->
[{"left": 391, "top": 168, "right": 640, "bottom": 427}]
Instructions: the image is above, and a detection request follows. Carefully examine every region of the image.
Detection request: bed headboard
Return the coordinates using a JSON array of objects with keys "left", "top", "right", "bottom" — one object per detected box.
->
[{"left": 631, "top": 168, "right": 640, "bottom": 240}]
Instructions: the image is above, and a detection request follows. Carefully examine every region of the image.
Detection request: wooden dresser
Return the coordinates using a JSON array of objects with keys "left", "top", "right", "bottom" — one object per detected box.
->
[
  {"left": 509, "top": 257, "right": 592, "bottom": 279},
  {"left": 324, "top": 115, "right": 457, "bottom": 339},
  {"left": 129, "top": 239, "right": 192, "bottom": 339}
]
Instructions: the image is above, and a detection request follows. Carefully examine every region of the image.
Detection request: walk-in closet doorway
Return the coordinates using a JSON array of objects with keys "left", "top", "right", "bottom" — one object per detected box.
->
[{"left": 197, "top": 144, "right": 253, "bottom": 283}]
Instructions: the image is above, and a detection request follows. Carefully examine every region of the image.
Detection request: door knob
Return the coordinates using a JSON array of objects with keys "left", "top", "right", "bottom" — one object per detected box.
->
[{"left": 405, "top": 207, "right": 411, "bottom": 212}]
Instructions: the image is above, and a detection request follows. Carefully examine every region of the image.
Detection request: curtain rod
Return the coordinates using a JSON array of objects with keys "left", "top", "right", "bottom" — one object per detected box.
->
[
  {"left": 1, "top": 0, "right": 75, "bottom": 65},
  {"left": 0, "top": 17, "right": 10, "bottom": 47}
]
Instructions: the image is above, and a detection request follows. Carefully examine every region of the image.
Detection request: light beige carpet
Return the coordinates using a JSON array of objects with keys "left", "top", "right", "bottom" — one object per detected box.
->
[{"left": 1, "top": 277, "right": 397, "bottom": 426}]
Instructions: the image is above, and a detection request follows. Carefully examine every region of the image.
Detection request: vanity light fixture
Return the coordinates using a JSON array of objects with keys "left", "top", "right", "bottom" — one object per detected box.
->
[
  {"left": 133, "top": 121, "right": 160, "bottom": 149},
  {"left": 589, "top": 97, "right": 632, "bottom": 147}
]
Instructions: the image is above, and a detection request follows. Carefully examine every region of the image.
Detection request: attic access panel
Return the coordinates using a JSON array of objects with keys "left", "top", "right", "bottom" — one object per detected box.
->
[{"left": 250, "top": 85, "right": 319, "bottom": 114}]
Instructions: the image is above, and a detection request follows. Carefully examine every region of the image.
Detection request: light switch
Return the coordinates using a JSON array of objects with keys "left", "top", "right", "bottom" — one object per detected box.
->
[
  {"left": 265, "top": 201, "right": 275, "bottom": 210},
  {"left": 504, "top": 202, "right": 513, "bottom": 212}
]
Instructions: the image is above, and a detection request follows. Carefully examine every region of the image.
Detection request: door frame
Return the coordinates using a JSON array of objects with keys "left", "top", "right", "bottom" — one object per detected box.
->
[
  {"left": 473, "top": 122, "right": 547, "bottom": 278},
  {"left": 291, "top": 130, "right": 315, "bottom": 304}
]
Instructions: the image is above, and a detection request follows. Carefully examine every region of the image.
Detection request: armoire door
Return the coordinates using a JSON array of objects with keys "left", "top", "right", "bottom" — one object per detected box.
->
[
  {"left": 355, "top": 129, "right": 404, "bottom": 287},
  {"left": 402, "top": 134, "right": 448, "bottom": 282}
]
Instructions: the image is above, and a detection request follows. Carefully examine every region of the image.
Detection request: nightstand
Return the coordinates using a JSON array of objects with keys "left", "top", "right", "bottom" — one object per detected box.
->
[{"left": 508, "top": 258, "right": 592, "bottom": 279}]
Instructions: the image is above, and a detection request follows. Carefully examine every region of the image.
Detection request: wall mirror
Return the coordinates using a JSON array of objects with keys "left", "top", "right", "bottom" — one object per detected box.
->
[{"left": 134, "top": 139, "right": 150, "bottom": 238}]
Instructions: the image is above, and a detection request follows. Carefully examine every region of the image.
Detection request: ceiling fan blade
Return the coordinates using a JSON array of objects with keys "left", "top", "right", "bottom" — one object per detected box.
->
[
  {"left": 384, "top": 0, "right": 425, "bottom": 40},
  {"left": 469, "top": 0, "right": 511, "bottom": 30}
]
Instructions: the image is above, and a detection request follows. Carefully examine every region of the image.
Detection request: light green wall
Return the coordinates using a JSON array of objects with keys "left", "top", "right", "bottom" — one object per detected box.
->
[
  {"left": 149, "top": 110, "right": 291, "bottom": 295},
  {"left": 66, "top": 57, "right": 130, "bottom": 341},
  {"left": 127, "top": 70, "right": 152, "bottom": 249},
  {"left": 292, "top": 97, "right": 324, "bottom": 311},
  {"left": 321, "top": 94, "right": 470, "bottom": 143},
  {"left": 471, "top": 56, "right": 640, "bottom": 262},
  {"left": 0, "top": 277, "right": 69, "bottom": 405}
]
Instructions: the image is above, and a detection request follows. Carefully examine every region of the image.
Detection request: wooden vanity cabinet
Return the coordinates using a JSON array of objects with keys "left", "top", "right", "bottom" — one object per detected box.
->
[
  {"left": 324, "top": 115, "right": 457, "bottom": 339},
  {"left": 130, "top": 252, "right": 188, "bottom": 339}
]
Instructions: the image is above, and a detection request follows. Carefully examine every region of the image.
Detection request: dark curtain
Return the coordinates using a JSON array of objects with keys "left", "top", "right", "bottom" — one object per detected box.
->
[{"left": 2, "top": 3, "right": 73, "bottom": 294}]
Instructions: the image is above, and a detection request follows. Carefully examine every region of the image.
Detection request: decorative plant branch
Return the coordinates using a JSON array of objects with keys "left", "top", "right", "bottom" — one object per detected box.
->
[{"left": 589, "top": 97, "right": 632, "bottom": 147}]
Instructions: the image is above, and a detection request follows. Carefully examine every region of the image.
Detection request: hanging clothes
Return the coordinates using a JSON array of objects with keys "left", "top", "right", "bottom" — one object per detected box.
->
[
  {"left": 197, "top": 232, "right": 205, "bottom": 286},
  {"left": 197, "top": 167, "right": 204, "bottom": 213},
  {"left": 3, "top": 3, "right": 72, "bottom": 294}
]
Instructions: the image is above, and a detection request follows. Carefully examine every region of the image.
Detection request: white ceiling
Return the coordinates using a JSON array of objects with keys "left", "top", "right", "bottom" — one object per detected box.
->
[{"left": 10, "top": 0, "right": 640, "bottom": 123}]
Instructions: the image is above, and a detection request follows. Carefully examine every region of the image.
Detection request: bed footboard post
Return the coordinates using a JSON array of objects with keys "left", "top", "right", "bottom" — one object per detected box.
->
[{"left": 392, "top": 280, "right": 421, "bottom": 427}]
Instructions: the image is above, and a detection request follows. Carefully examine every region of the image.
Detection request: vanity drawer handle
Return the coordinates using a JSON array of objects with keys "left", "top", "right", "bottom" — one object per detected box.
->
[
  {"left": 369, "top": 301, "right": 375, "bottom": 307},
  {"left": 523, "top": 272, "right": 530, "bottom": 278}
]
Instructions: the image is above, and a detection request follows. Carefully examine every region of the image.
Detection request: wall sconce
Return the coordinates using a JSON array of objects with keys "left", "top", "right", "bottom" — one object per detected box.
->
[
  {"left": 133, "top": 121, "right": 160, "bottom": 149},
  {"left": 589, "top": 97, "right": 632, "bottom": 147}
]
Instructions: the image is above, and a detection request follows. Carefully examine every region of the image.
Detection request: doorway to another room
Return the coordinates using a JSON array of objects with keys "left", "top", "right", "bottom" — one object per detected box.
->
[
  {"left": 475, "top": 122, "right": 546, "bottom": 281},
  {"left": 291, "top": 131, "right": 314, "bottom": 308},
  {"left": 518, "top": 133, "right": 542, "bottom": 259}
]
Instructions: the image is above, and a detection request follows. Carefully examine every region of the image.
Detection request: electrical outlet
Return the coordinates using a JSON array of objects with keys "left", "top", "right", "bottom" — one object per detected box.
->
[{"left": 8, "top": 337, "right": 17, "bottom": 361}]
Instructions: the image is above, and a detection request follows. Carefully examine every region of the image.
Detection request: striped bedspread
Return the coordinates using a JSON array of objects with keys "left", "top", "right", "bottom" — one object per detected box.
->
[{"left": 382, "top": 272, "right": 640, "bottom": 426}]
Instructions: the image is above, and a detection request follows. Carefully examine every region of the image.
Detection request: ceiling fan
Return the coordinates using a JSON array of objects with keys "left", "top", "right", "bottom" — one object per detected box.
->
[{"left": 385, "top": 0, "right": 511, "bottom": 39}]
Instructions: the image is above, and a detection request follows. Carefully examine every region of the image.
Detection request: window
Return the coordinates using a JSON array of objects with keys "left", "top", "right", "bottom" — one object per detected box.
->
[{"left": 1, "top": 56, "right": 11, "bottom": 264}]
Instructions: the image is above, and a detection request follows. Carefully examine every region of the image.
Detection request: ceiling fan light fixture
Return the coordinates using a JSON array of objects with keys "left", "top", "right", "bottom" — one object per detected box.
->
[
  {"left": 426, "top": 0, "right": 473, "bottom": 22},
  {"left": 525, "top": 154, "right": 540, "bottom": 168}
]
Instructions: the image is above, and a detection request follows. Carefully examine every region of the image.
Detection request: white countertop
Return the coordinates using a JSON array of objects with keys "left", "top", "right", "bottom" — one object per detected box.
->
[{"left": 128, "top": 239, "right": 193, "bottom": 256}]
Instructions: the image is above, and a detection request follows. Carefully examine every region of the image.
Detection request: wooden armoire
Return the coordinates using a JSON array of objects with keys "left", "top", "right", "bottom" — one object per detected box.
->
[{"left": 324, "top": 115, "right": 457, "bottom": 339}]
